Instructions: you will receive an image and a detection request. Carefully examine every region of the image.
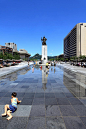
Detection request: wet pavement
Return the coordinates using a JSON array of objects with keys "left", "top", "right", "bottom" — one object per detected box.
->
[{"left": 0, "top": 65, "right": 86, "bottom": 129}]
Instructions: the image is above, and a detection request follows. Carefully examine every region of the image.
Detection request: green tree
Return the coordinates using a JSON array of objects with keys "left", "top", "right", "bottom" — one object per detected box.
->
[
  {"left": 13, "top": 52, "right": 20, "bottom": 60},
  {"left": 0, "top": 52, "right": 3, "bottom": 59}
]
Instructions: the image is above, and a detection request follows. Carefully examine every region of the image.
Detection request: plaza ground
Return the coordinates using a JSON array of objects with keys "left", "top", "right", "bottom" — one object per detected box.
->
[{"left": 0, "top": 63, "right": 86, "bottom": 129}]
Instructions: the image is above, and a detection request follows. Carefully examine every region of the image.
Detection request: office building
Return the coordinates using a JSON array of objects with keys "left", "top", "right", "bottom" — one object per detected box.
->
[
  {"left": 5, "top": 42, "right": 19, "bottom": 55},
  {"left": 19, "top": 49, "right": 31, "bottom": 61},
  {"left": 64, "top": 23, "right": 86, "bottom": 58},
  {"left": 0, "top": 45, "right": 13, "bottom": 55}
]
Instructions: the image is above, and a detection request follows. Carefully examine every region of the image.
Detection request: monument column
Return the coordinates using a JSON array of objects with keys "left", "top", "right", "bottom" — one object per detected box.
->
[{"left": 41, "top": 36, "right": 48, "bottom": 64}]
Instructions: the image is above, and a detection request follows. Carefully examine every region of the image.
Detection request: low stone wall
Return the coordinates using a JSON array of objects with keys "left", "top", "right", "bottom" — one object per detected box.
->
[{"left": 0, "top": 62, "right": 34, "bottom": 77}]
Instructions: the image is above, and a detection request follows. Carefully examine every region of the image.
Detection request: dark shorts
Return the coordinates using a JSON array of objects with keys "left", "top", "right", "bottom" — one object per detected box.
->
[{"left": 9, "top": 105, "right": 17, "bottom": 113}]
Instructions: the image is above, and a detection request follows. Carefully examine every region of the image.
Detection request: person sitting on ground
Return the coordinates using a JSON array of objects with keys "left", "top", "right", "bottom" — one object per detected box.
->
[{"left": 1, "top": 92, "right": 21, "bottom": 120}]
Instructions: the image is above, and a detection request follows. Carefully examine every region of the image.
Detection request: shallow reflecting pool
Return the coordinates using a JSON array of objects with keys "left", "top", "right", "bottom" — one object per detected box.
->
[{"left": 0, "top": 65, "right": 86, "bottom": 129}]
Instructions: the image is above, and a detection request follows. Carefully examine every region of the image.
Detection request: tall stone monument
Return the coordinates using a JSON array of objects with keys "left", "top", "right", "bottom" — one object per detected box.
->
[{"left": 41, "top": 36, "right": 47, "bottom": 64}]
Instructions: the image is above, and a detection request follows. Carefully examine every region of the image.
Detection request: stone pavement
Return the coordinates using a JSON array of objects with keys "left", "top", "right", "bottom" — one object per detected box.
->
[{"left": 0, "top": 65, "right": 86, "bottom": 129}]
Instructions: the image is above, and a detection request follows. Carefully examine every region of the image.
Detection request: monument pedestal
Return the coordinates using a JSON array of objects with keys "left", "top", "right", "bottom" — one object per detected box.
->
[{"left": 42, "top": 45, "right": 47, "bottom": 64}]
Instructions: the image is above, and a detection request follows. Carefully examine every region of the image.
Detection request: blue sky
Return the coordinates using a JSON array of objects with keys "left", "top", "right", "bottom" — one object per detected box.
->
[{"left": 0, "top": 0, "right": 86, "bottom": 56}]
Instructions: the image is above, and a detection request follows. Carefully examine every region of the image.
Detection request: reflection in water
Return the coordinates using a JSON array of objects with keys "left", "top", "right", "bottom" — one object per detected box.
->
[
  {"left": 32, "top": 66, "right": 34, "bottom": 73},
  {"left": 0, "top": 67, "right": 31, "bottom": 81},
  {"left": 42, "top": 66, "right": 49, "bottom": 91},
  {"left": 51, "top": 67, "right": 56, "bottom": 73},
  {"left": 63, "top": 68, "right": 86, "bottom": 98},
  {"left": 54, "top": 68, "right": 56, "bottom": 73}
]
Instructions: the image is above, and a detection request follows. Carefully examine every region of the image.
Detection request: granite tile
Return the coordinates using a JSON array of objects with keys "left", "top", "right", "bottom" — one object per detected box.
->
[
  {"left": 0, "top": 116, "right": 10, "bottom": 129},
  {"left": 32, "top": 98, "right": 45, "bottom": 105},
  {"left": 0, "top": 97, "right": 11, "bottom": 105},
  {"left": 16, "top": 93, "right": 25, "bottom": 97},
  {"left": 13, "top": 105, "right": 32, "bottom": 117},
  {"left": 26, "top": 117, "right": 45, "bottom": 129},
  {"left": 54, "top": 93, "right": 66, "bottom": 98},
  {"left": 45, "top": 98, "right": 57, "bottom": 105},
  {"left": 63, "top": 116, "right": 86, "bottom": 129},
  {"left": 64, "top": 93, "right": 75, "bottom": 98},
  {"left": 24, "top": 93, "right": 35, "bottom": 98},
  {"left": 57, "top": 98, "right": 70, "bottom": 105},
  {"left": 73, "top": 105, "right": 86, "bottom": 116},
  {"left": 80, "top": 99, "right": 86, "bottom": 105},
  {"left": 0, "top": 92, "right": 7, "bottom": 97},
  {"left": 30, "top": 105, "right": 45, "bottom": 117},
  {"left": 45, "top": 105, "right": 61, "bottom": 117},
  {"left": 46, "top": 117, "right": 66, "bottom": 129},
  {"left": 34, "top": 93, "right": 44, "bottom": 98},
  {"left": 68, "top": 98, "right": 83, "bottom": 105},
  {"left": 45, "top": 93, "right": 55, "bottom": 98},
  {"left": 20, "top": 98, "right": 33, "bottom": 105},
  {"left": 6, "top": 117, "right": 28, "bottom": 129},
  {"left": 0, "top": 105, "right": 5, "bottom": 116},
  {"left": 80, "top": 117, "right": 86, "bottom": 127},
  {"left": 21, "top": 85, "right": 29, "bottom": 88},
  {"left": 59, "top": 105, "right": 77, "bottom": 116}
]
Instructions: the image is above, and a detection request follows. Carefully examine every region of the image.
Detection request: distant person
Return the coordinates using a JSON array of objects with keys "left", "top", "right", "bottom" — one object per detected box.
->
[
  {"left": 48, "top": 65, "right": 50, "bottom": 69},
  {"left": 28, "top": 61, "right": 29, "bottom": 66},
  {"left": 1, "top": 92, "right": 21, "bottom": 120},
  {"left": 32, "top": 66, "right": 34, "bottom": 73},
  {"left": 54, "top": 62, "right": 56, "bottom": 67}
]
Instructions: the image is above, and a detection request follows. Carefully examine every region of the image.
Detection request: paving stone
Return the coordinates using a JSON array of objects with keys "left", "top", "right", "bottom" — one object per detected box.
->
[
  {"left": 68, "top": 98, "right": 83, "bottom": 105},
  {"left": 24, "top": 93, "right": 35, "bottom": 98},
  {"left": 64, "top": 93, "right": 75, "bottom": 98},
  {"left": 20, "top": 98, "right": 33, "bottom": 105},
  {"left": 13, "top": 105, "right": 32, "bottom": 117},
  {"left": 54, "top": 93, "right": 66, "bottom": 98},
  {"left": 80, "top": 117, "right": 86, "bottom": 127},
  {"left": 57, "top": 98, "right": 70, "bottom": 105},
  {"left": 45, "top": 93, "right": 55, "bottom": 98},
  {"left": 73, "top": 105, "right": 86, "bottom": 116},
  {"left": 0, "top": 92, "right": 7, "bottom": 97},
  {"left": 0, "top": 116, "right": 10, "bottom": 129},
  {"left": 32, "top": 98, "right": 45, "bottom": 105},
  {"left": 50, "top": 80, "right": 57, "bottom": 83},
  {"left": 26, "top": 117, "right": 45, "bottom": 129},
  {"left": 59, "top": 105, "right": 77, "bottom": 116},
  {"left": 61, "top": 88, "right": 70, "bottom": 93},
  {"left": 21, "top": 85, "right": 29, "bottom": 88},
  {"left": 0, "top": 105, "right": 5, "bottom": 116},
  {"left": 45, "top": 105, "right": 61, "bottom": 117},
  {"left": 10, "top": 83, "right": 18, "bottom": 85},
  {"left": 46, "top": 117, "right": 66, "bottom": 129},
  {"left": 45, "top": 98, "right": 57, "bottom": 105},
  {"left": 79, "top": 99, "right": 86, "bottom": 105},
  {"left": 30, "top": 105, "right": 45, "bottom": 117},
  {"left": 4, "top": 92, "right": 12, "bottom": 97},
  {"left": 63, "top": 116, "right": 86, "bottom": 129},
  {"left": 16, "top": 93, "right": 25, "bottom": 97},
  {"left": 34, "top": 93, "right": 44, "bottom": 98},
  {"left": 6, "top": 117, "right": 29, "bottom": 129},
  {"left": 0, "top": 97, "right": 11, "bottom": 105}
]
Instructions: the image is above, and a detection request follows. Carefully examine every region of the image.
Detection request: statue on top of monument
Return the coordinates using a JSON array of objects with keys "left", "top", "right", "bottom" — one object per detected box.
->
[{"left": 41, "top": 36, "right": 47, "bottom": 45}]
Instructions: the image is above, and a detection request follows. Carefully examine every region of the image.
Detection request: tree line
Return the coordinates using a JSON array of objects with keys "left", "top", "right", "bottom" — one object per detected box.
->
[{"left": 0, "top": 52, "right": 20, "bottom": 60}]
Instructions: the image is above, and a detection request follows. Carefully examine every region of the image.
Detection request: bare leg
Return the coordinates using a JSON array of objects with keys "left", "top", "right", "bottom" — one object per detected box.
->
[
  {"left": 7, "top": 110, "right": 13, "bottom": 120},
  {"left": 1, "top": 104, "right": 10, "bottom": 116}
]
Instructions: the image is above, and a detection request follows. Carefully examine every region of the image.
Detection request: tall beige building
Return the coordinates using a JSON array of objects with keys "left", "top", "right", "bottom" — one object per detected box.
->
[
  {"left": 5, "top": 42, "right": 19, "bottom": 54},
  {"left": 64, "top": 23, "right": 86, "bottom": 58}
]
